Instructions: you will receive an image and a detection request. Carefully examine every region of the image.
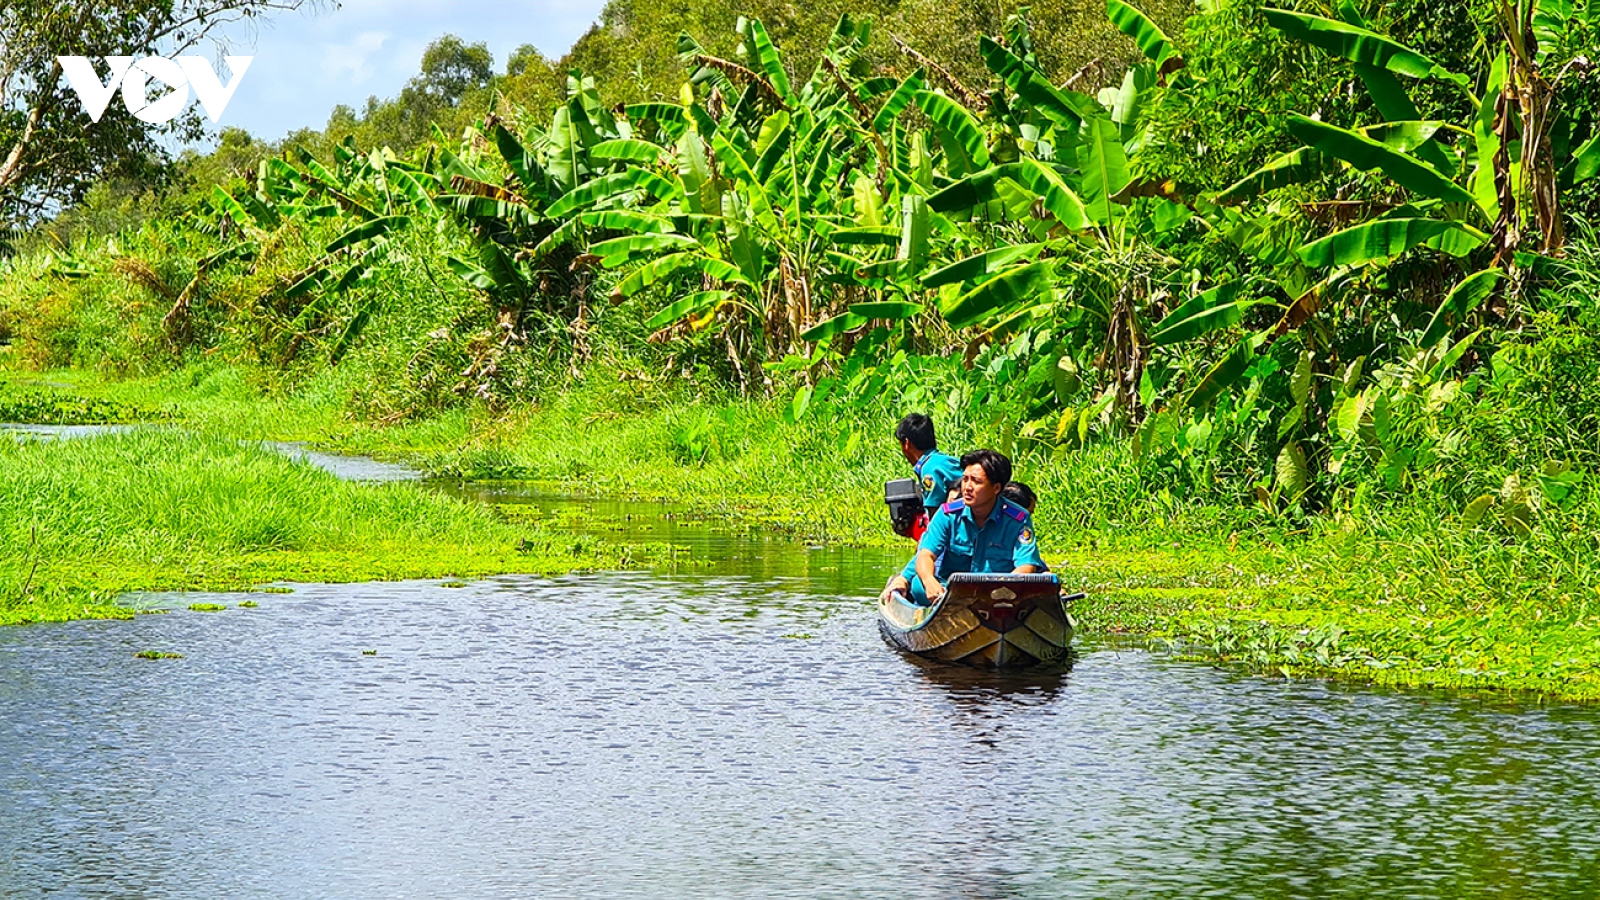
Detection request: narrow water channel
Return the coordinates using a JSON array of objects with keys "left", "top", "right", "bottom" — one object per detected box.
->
[{"left": 4, "top": 462, "right": 1600, "bottom": 897}]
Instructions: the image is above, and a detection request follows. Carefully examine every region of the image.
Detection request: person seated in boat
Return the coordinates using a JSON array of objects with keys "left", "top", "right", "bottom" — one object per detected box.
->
[
  {"left": 878, "top": 449, "right": 1045, "bottom": 606},
  {"left": 878, "top": 476, "right": 1046, "bottom": 596},
  {"left": 1001, "top": 480, "right": 1037, "bottom": 514},
  {"left": 895, "top": 413, "right": 964, "bottom": 526}
]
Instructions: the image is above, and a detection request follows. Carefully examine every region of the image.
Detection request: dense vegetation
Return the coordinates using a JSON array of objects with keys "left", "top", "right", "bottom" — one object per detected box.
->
[{"left": 4, "top": 0, "right": 1600, "bottom": 694}]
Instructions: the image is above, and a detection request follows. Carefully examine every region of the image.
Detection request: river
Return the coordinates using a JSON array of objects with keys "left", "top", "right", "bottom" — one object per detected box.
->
[{"left": 3, "top": 468, "right": 1599, "bottom": 897}]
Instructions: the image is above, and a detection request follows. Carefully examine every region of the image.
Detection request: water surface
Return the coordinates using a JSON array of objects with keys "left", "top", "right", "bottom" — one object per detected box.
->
[
  {"left": 4, "top": 567, "right": 1599, "bottom": 897},
  {"left": 4, "top": 480, "right": 1599, "bottom": 897}
]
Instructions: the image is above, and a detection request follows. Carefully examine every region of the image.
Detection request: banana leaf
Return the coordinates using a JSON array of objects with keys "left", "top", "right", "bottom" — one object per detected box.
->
[
  {"left": 1297, "top": 217, "right": 1488, "bottom": 267},
  {"left": 915, "top": 91, "right": 990, "bottom": 174},
  {"left": 1106, "top": 0, "right": 1179, "bottom": 67},
  {"left": 923, "top": 243, "right": 1046, "bottom": 288},
  {"left": 612, "top": 252, "right": 749, "bottom": 300},
  {"left": 283, "top": 267, "right": 332, "bottom": 298},
  {"left": 1287, "top": 115, "right": 1474, "bottom": 205},
  {"left": 942, "top": 259, "right": 1058, "bottom": 328},
  {"left": 1217, "top": 148, "right": 1329, "bottom": 203},
  {"left": 438, "top": 194, "right": 540, "bottom": 227},
  {"left": 1218, "top": 120, "right": 1450, "bottom": 202},
  {"left": 849, "top": 300, "right": 922, "bottom": 319},
  {"left": 898, "top": 195, "right": 930, "bottom": 269},
  {"left": 646, "top": 290, "right": 734, "bottom": 329},
  {"left": 210, "top": 186, "right": 264, "bottom": 229},
  {"left": 1264, "top": 9, "right": 1445, "bottom": 79},
  {"left": 446, "top": 256, "right": 493, "bottom": 291},
  {"left": 545, "top": 169, "right": 680, "bottom": 218},
  {"left": 1571, "top": 132, "right": 1600, "bottom": 182},
  {"left": 1149, "top": 283, "right": 1255, "bottom": 345},
  {"left": 753, "top": 113, "right": 793, "bottom": 184},
  {"left": 386, "top": 167, "right": 437, "bottom": 212},
  {"left": 592, "top": 234, "right": 701, "bottom": 267},
  {"left": 848, "top": 258, "right": 913, "bottom": 288},
  {"left": 738, "top": 17, "right": 793, "bottom": 102},
  {"left": 800, "top": 312, "right": 868, "bottom": 341},
  {"left": 710, "top": 132, "right": 780, "bottom": 233},
  {"left": 1419, "top": 268, "right": 1502, "bottom": 348},
  {"left": 1185, "top": 334, "right": 1261, "bottom": 409},
  {"left": 927, "top": 164, "right": 1023, "bottom": 213},
  {"left": 1472, "top": 52, "right": 1507, "bottom": 219},
  {"left": 871, "top": 69, "right": 927, "bottom": 131},
  {"left": 259, "top": 158, "right": 307, "bottom": 202},
  {"left": 1351, "top": 65, "right": 1458, "bottom": 175},
  {"left": 979, "top": 38, "right": 1085, "bottom": 131},
  {"left": 493, "top": 124, "right": 548, "bottom": 198},
  {"left": 1077, "top": 115, "right": 1132, "bottom": 225},
  {"left": 578, "top": 210, "right": 674, "bottom": 234},
  {"left": 478, "top": 241, "right": 526, "bottom": 291},
  {"left": 590, "top": 139, "right": 667, "bottom": 165},
  {"left": 325, "top": 215, "right": 408, "bottom": 254},
  {"left": 1015, "top": 159, "right": 1093, "bottom": 230},
  {"left": 829, "top": 227, "right": 900, "bottom": 245},
  {"left": 328, "top": 302, "right": 374, "bottom": 366},
  {"left": 625, "top": 102, "right": 689, "bottom": 141}
]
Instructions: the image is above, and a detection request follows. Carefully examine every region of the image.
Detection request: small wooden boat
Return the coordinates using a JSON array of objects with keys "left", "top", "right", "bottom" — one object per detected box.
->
[{"left": 877, "top": 573, "right": 1082, "bottom": 669}]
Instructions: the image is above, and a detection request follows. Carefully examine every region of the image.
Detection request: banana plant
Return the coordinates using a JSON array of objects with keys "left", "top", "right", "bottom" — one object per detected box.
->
[
  {"left": 1231, "top": 4, "right": 1598, "bottom": 269},
  {"left": 437, "top": 73, "right": 640, "bottom": 336},
  {"left": 567, "top": 16, "right": 919, "bottom": 376},
  {"left": 885, "top": 0, "right": 1205, "bottom": 421}
]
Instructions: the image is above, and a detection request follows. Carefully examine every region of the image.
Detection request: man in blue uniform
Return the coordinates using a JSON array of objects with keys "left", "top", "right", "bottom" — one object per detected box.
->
[
  {"left": 895, "top": 413, "right": 964, "bottom": 521},
  {"left": 879, "top": 449, "right": 1046, "bottom": 606}
]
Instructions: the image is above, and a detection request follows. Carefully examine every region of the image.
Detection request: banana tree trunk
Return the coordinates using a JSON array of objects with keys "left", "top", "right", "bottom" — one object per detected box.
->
[{"left": 1498, "top": 0, "right": 1567, "bottom": 256}]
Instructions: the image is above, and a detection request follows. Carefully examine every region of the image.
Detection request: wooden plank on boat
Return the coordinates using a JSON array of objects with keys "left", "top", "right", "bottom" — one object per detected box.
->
[
  {"left": 1002, "top": 624, "right": 1063, "bottom": 663},
  {"left": 1024, "top": 607, "right": 1070, "bottom": 646},
  {"left": 932, "top": 625, "right": 1002, "bottom": 662},
  {"left": 900, "top": 608, "right": 983, "bottom": 652}
]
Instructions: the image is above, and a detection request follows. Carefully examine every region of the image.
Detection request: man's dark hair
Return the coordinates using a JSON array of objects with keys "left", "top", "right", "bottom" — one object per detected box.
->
[
  {"left": 1001, "top": 481, "right": 1037, "bottom": 512},
  {"left": 959, "top": 449, "right": 1012, "bottom": 487},
  {"left": 894, "top": 413, "right": 937, "bottom": 453}
]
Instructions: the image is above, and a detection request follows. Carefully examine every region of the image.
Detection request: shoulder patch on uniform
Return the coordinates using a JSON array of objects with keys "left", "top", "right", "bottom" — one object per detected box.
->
[
  {"left": 922, "top": 475, "right": 935, "bottom": 491},
  {"left": 941, "top": 499, "right": 966, "bottom": 514},
  {"left": 999, "top": 499, "right": 1027, "bottom": 522}
]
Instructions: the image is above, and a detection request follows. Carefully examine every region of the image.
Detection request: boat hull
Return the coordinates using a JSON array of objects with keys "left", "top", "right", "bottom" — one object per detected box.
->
[{"left": 877, "top": 573, "right": 1075, "bottom": 669}]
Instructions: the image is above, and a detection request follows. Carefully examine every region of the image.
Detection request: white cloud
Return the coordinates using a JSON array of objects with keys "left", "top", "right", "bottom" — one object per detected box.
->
[{"left": 322, "top": 31, "right": 391, "bottom": 85}]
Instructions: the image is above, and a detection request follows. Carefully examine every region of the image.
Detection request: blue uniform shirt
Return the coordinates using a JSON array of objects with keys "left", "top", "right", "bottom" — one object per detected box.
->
[
  {"left": 913, "top": 449, "right": 964, "bottom": 512},
  {"left": 907, "top": 497, "right": 1046, "bottom": 584}
]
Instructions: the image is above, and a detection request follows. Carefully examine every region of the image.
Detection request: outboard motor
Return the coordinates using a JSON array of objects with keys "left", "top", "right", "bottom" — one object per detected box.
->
[{"left": 885, "top": 478, "right": 927, "bottom": 540}]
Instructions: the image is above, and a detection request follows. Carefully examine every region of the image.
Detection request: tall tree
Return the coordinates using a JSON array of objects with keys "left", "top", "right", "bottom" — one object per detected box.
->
[
  {"left": 0, "top": 0, "right": 316, "bottom": 230},
  {"left": 413, "top": 35, "right": 493, "bottom": 105}
]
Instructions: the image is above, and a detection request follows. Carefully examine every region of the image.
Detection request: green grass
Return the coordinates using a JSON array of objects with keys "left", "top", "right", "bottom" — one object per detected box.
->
[
  {"left": 0, "top": 428, "right": 664, "bottom": 625},
  {"left": 7, "top": 363, "right": 1600, "bottom": 699}
]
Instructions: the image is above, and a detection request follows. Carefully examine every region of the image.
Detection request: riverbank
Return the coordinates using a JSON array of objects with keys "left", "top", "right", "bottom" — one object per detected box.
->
[
  {"left": 0, "top": 426, "right": 670, "bottom": 626},
  {"left": 5, "top": 364, "right": 1599, "bottom": 700}
]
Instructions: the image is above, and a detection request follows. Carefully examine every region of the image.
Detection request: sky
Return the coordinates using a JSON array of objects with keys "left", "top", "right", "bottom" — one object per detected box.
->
[{"left": 188, "top": 0, "right": 608, "bottom": 146}]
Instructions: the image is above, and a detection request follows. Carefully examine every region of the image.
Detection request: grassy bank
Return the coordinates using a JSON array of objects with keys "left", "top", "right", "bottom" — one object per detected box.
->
[
  {"left": 5, "top": 365, "right": 1600, "bottom": 699},
  {"left": 0, "top": 427, "right": 662, "bottom": 625}
]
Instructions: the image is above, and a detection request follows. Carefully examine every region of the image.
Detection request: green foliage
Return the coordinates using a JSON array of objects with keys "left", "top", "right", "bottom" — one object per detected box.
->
[
  {"left": 0, "top": 1, "right": 318, "bottom": 232},
  {"left": 0, "top": 429, "right": 647, "bottom": 625},
  {"left": 2, "top": 0, "right": 1598, "bottom": 553}
]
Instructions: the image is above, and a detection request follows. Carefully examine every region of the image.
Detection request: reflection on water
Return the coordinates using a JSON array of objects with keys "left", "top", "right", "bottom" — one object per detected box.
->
[
  {"left": 0, "top": 422, "right": 137, "bottom": 440},
  {"left": 262, "top": 441, "right": 423, "bottom": 482},
  {"left": 4, "top": 570, "right": 1600, "bottom": 898},
  {"left": 437, "top": 482, "right": 909, "bottom": 593}
]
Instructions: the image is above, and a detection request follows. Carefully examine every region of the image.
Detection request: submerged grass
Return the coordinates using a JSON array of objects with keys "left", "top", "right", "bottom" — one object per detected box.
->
[{"left": 6, "top": 364, "right": 1600, "bottom": 699}]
